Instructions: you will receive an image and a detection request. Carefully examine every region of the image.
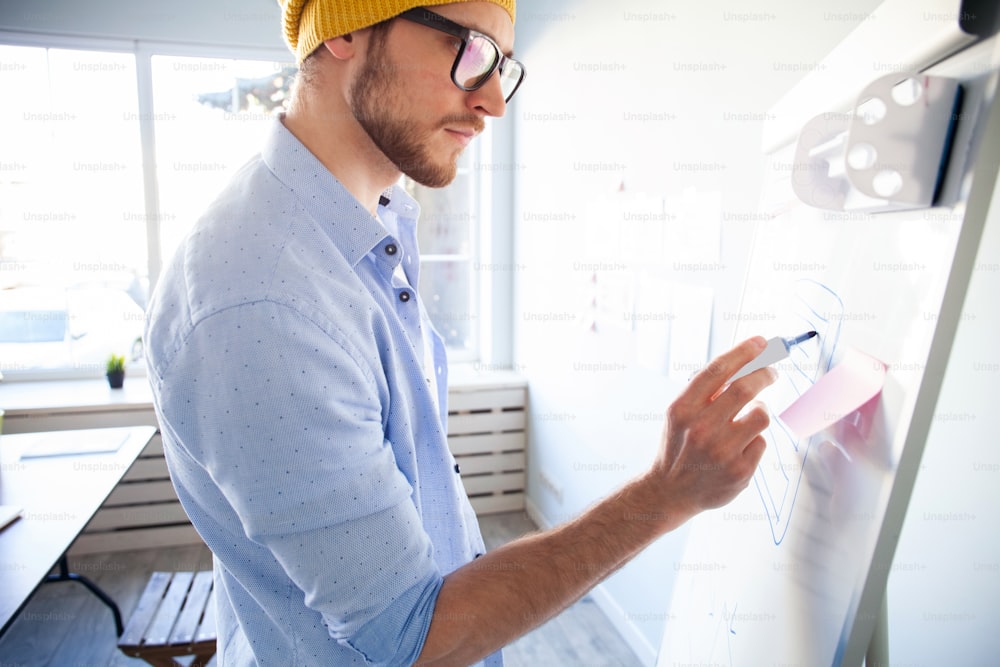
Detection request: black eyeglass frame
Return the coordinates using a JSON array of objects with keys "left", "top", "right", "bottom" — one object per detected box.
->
[{"left": 398, "top": 7, "right": 526, "bottom": 103}]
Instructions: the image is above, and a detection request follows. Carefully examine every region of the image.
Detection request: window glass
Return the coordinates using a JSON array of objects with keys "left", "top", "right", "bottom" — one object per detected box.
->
[
  {"left": 418, "top": 260, "right": 475, "bottom": 350},
  {"left": 0, "top": 44, "right": 487, "bottom": 376},
  {"left": 151, "top": 55, "right": 295, "bottom": 264},
  {"left": 408, "top": 143, "right": 483, "bottom": 358},
  {"left": 0, "top": 46, "right": 145, "bottom": 375}
]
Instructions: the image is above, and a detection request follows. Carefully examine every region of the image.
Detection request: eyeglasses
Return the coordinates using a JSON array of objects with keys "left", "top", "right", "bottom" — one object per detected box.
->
[{"left": 398, "top": 8, "right": 526, "bottom": 103}]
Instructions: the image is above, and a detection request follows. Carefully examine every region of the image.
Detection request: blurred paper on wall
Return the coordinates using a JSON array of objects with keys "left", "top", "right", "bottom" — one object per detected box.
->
[
  {"left": 633, "top": 273, "right": 673, "bottom": 374},
  {"left": 633, "top": 276, "right": 714, "bottom": 379},
  {"left": 667, "top": 283, "right": 714, "bottom": 382},
  {"left": 662, "top": 187, "right": 722, "bottom": 266}
]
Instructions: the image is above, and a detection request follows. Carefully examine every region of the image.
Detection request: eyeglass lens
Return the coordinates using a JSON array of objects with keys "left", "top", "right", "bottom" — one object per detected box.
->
[
  {"left": 454, "top": 36, "right": 496, "bottom": 88},
  {"left": 456, "top": 35, "right": 523, "bottom": 100},
  {"left": 497, "top": 61, "right": 523, "bottom": 100}
]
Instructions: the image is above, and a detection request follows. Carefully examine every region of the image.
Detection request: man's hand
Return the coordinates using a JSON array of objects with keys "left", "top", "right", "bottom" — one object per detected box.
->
[
  {"left": 416, "top": 336, "right": 778, "bottom": 667},
  {"left": 651, "top": 336, "right": 777, "bottom": 515}
]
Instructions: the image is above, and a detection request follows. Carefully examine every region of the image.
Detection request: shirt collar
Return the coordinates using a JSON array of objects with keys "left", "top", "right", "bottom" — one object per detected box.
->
[{"left": 261, "top": 115, "right": 419, "bottom": 268}]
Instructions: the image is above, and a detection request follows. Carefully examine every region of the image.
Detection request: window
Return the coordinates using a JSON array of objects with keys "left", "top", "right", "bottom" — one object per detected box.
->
[
  {"left": 0, "top": 40, "right": 488, "bottom": 379},
  {"left": 0, "top": 46, "right": 146, "bottom": 376},
  {"left": 407, "top": 131, "right": 488, "bottom": 361},
  {"left": 150, "top": 55, "right": 295, "bottom": 264},
  {"left": 0, "top": 44, "right": 294, "bottom": 378}
]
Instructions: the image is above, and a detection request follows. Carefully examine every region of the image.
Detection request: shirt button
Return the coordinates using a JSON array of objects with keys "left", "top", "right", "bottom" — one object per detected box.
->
[
  {"left": 385, "top": 243, "right": 397, "bottom": 256},
  {"left": 399, "top": 291, "right": 411, "bottom": 303},
  {"left": 454, "top": 463, "right": 461, "bottom": 474}
]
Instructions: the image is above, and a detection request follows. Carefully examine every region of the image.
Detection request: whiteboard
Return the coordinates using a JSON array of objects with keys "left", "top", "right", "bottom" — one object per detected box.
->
[{"left": 657, "top": 39, "right": 1000, "bottom": 667}]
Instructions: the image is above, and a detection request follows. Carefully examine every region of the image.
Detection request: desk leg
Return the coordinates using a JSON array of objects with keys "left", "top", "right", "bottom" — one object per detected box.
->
[{"left": 44, "top": 555, "right": 124, "bottom": 636}]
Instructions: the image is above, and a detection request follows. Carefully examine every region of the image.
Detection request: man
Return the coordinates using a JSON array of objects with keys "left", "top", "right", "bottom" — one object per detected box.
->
[{"left": 144, "top": 1, "right": 776, "bottom": 665}]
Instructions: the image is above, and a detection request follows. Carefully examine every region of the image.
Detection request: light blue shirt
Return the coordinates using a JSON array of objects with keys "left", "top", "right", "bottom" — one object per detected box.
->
[{"left": 145, "top": 117, "right": 500, "bottom": 666}]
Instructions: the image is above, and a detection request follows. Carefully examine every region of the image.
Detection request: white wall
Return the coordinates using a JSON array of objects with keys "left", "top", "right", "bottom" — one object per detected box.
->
[
  {"left": 885, "top": 124, "right": 1000, "bottom": 663},
  {"left": 508, "top": 1, "right": 999, "bottom": 664},
  {"left": 5, "top": 0, "right": 997, "bottom": 663}
]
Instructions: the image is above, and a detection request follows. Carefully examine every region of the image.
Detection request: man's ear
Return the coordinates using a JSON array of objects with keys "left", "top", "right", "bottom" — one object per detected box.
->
[{"left": 322, "top": 34, "right": 356, "bottom": 61}]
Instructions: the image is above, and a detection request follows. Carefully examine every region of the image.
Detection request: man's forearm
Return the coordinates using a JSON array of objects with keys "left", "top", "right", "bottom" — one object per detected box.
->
[
  {"left": 415, "top": 337, "right": 774, "bottom": 666},
  {"left": 416, "top": 471, "right": 690, "bottom": 666}
]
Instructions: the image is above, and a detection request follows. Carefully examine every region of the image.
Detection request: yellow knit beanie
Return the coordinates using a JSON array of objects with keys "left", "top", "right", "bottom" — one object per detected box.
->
[{"left": 279, "top": 0, "right": 517, "bottom": 63}]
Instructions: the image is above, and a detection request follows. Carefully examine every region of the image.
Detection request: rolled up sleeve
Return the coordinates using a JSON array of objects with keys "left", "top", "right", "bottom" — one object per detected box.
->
[{"left": 157, "top": 299, "right": 440, "bottom": 664}]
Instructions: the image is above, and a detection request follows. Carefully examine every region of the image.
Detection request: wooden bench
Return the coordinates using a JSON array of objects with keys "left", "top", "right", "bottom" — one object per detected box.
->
[{"left": 118, "top": 571, "right": 217, "bottom": 667}]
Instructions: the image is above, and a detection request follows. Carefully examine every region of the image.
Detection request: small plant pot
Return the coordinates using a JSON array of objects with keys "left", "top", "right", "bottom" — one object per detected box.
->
[{"left": 107, "top": 370, "right": 125, "bottom": 389}]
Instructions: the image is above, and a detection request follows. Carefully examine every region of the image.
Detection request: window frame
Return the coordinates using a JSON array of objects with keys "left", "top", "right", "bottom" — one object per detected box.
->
[
  {"left": 0, "top": 30, "right": 495, "bottom": 380},
  {"left": 405, "top": 127, "right": 492, "bottom": 364}
]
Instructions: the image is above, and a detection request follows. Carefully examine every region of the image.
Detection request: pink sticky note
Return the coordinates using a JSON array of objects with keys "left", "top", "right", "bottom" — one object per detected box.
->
[{"left": 778, "top": 347, "right": 887, "bottom": 439}]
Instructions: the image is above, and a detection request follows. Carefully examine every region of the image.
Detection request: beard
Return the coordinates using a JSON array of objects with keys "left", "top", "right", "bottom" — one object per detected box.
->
[{"left": 349, "top": 31, "right": 483, "bottom": 188}]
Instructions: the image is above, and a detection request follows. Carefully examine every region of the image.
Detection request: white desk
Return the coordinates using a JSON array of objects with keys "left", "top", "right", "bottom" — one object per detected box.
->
[{"left": 0, "top": 426, "right": 156, "bottom": 637}]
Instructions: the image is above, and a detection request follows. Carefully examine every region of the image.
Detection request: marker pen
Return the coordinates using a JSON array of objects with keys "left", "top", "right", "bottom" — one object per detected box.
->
[{"left": 729, "top": 331, "right": 818, "bottom": 382}]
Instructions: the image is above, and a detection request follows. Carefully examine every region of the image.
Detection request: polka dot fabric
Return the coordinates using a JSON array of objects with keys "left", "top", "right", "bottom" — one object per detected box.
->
[{"left": 145, "top": 118, "right": 498, "bottom": 666}]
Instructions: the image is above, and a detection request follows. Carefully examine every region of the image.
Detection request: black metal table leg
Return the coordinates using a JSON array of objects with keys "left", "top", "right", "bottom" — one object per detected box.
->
[{"left": 43, "top": 555, "right": 124, "bottom": 636}]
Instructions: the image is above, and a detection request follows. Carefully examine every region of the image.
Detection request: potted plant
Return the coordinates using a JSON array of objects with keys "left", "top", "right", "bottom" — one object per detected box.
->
[{"left": 106, "top": 353, "right": 126, "bottom": 389}]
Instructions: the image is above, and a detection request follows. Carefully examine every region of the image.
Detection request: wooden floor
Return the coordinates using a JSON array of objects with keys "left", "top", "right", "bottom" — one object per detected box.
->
[{"left": 0, "top": 511, "right": 642, "bottom": 666}]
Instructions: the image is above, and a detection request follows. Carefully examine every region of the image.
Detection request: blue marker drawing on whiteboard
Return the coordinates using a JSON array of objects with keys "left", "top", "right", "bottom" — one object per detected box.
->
[
  {"left": 730, "top": 331, "right": 818, "bottom": 382},
  {"left": 754, "top": 279, "right": 843, "bottom": 546}
]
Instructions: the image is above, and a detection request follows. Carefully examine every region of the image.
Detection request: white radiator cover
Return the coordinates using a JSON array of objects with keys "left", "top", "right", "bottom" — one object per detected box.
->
[{"left": 2, "top": 377, "right": 528, "bottom": 554}]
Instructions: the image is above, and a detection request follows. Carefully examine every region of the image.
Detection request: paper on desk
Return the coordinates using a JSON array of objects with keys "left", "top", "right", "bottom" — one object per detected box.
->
[
  {"left": 20, "top": 430, "right": 129, "bottom": 459},
  {"left": 778, "top": 346, "right": 886, "bottom": 439}
]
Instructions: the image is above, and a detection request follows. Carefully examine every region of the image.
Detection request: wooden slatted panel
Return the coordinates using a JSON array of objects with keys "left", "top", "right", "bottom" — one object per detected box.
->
[
  {"left": 448, "top": 387, "right": 526, "bottom": 413},
  {"left": 122, "top": 456, "right": 170, "bottom": 482},
  {"left": 72, "top": 524, "right": 203, "bottom": 555},
  {"left": 448, "top": 432, "right": 524, "bottom": 457},
  {"left": 107, "top": 479, "right": 180, "bottom": 505},
  {"left": 141, "top": 435, "right": 165, "bottom": 456},
  {"left": 169, "top": 571, "right": 214, "bottom": 645},
  {"left": 448, "top": 410, "right": 526, "bottom": 436},
  {"left": 118, "top": 570, "right": 218, "bottom": 664},
  {"left": 196, "top": 587, "right": 217, "bottom": 642},
  {"left": 449, "top": 385, "right": 527, "bottom": 515},
  {"left": 118, "top": 571, "right": 172, "bottom": 650},
  {"left": 462, "top": 471, "right": 525, "bottom": 497},
  {"left": 75, "top": 428, "right": 201, "bottom": 553},
  {"left": 470, "top": 493, "right": 526, "bottom": 515},
  {"left": 458, "top": 452, "right": 524, "bottom": 476},
  {"left": 145, "top": 571, "right": 194, "bottom": 646},
  {"left": 85, "top": 502, "right": 191, "bottom": 531},
  {"left": 0, "top": 408, "right": 157, "bottom": 434},
  {"left": 26, "top": 380, "right": 529, "bottom": 552}
]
